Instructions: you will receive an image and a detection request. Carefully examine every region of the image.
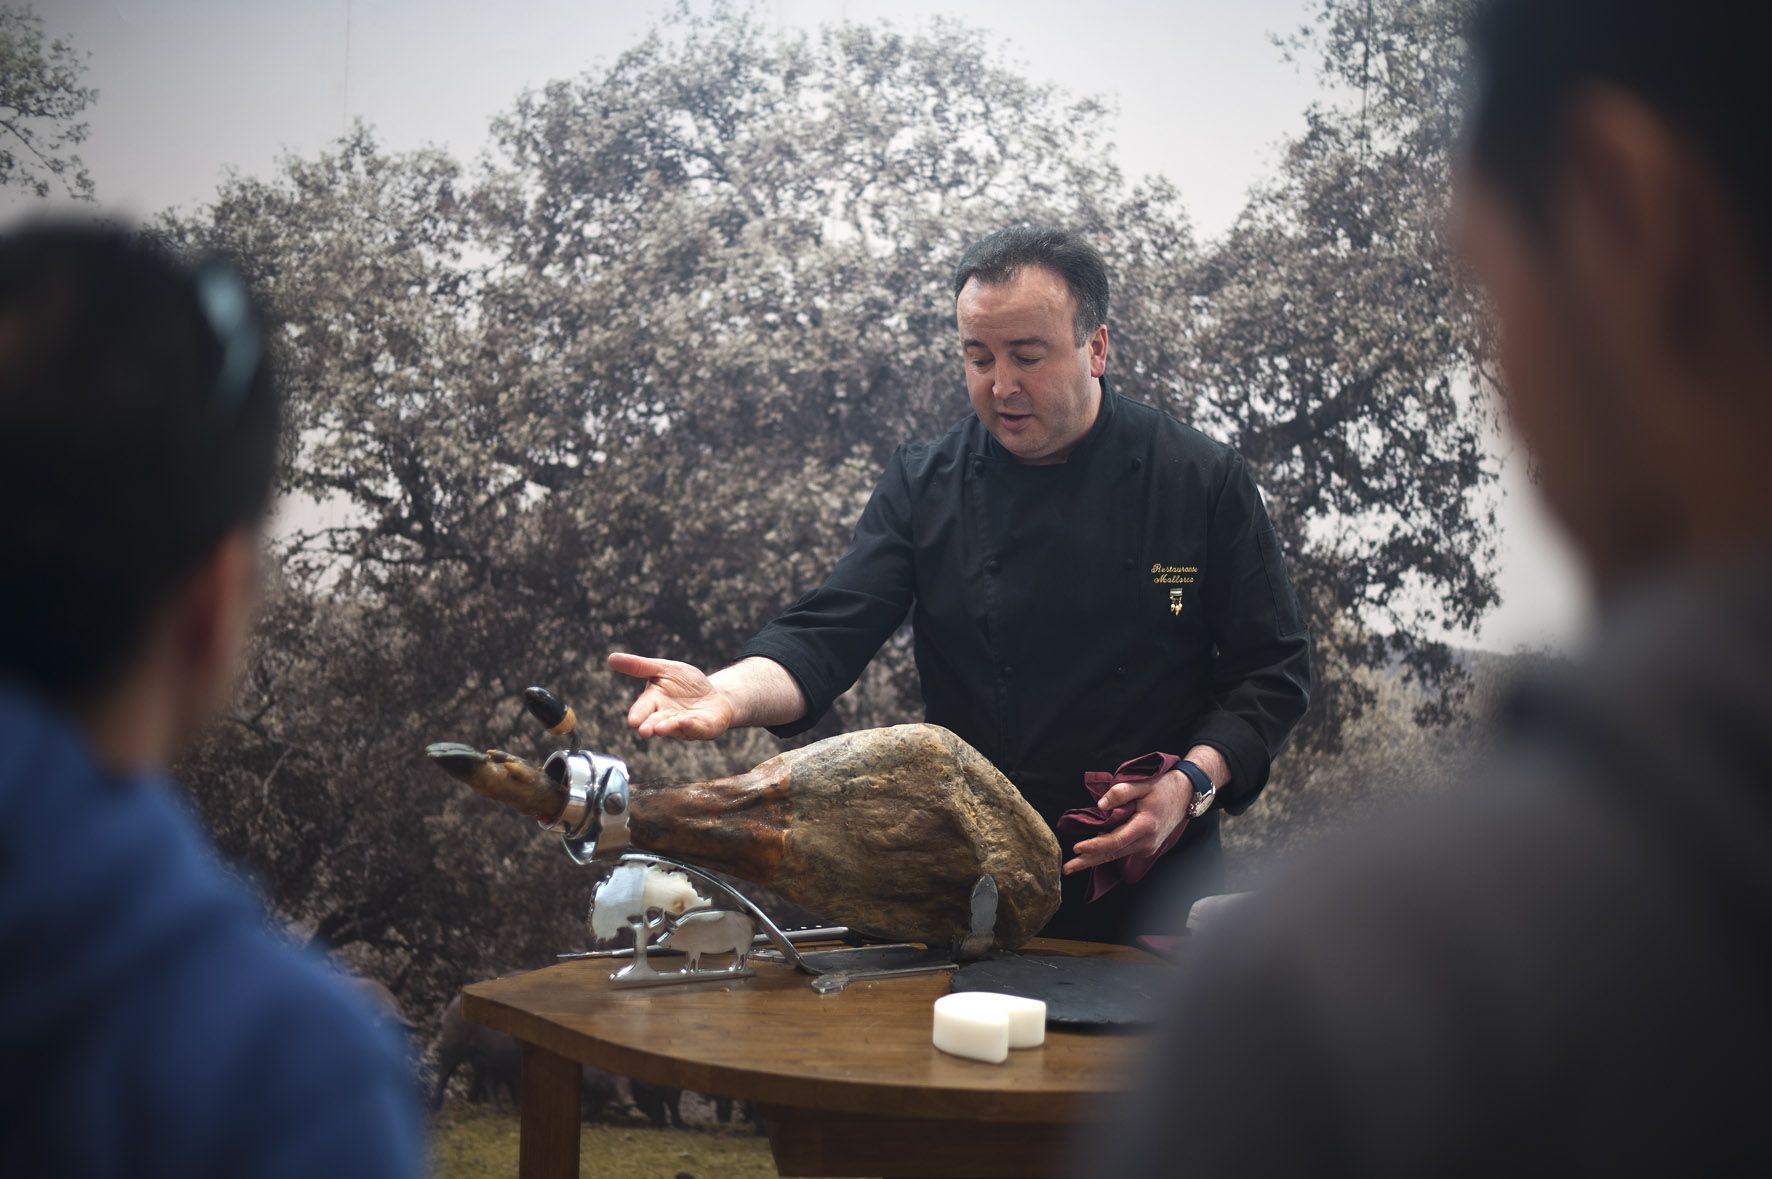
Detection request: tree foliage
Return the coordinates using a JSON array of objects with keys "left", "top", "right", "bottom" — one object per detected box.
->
[
  {"left": 1210, "top": 0, "right": 1495, "bottom": 743},
  {"left": 163, "top": 1, "right": 1493, "bottom": 1029},
  {"left": 0, "top": 5, "right": 96, "bottom": 200}
]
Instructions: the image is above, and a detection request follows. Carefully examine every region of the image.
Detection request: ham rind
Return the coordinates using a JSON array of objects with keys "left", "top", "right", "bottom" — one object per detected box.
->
[{"left": 629, "top": 724, "right": 1062, "bottom": 950}]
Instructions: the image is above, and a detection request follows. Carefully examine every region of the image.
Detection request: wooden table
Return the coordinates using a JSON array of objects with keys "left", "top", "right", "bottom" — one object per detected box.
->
[{"left": 462, "top": 937, "right": 1156, "bottom": 1178}]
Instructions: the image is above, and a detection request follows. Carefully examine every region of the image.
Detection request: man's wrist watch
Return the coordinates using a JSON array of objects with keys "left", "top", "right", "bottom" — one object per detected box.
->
[{"left": 1177, "top": 760, "right": 1216, "bottom": 818}]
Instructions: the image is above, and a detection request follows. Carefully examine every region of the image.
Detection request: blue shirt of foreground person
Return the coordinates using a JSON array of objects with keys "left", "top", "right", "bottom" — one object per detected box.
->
[{"left": 0, "top": 225, "right": 424, "bottom": 1178}]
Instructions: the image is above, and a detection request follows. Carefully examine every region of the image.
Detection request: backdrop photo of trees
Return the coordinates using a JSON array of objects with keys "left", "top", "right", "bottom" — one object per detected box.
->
[{"left": 3, "top": 0, "right": 1534, "bottom": 1137}]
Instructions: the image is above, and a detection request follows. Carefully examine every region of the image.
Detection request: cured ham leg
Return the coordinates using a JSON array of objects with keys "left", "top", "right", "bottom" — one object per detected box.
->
[{"left": 427, "top": 724, "right": 1060, "bottom": 950}]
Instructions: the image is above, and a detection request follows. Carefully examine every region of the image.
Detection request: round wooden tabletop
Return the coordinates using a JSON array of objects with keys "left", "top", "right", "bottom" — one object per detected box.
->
[{"left": 462, "top": 937, "right": 1163, "bottom": 1123}]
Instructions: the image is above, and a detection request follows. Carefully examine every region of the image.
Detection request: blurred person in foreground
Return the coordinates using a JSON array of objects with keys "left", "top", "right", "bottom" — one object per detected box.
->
[
  {"left": 1096, "top": 0, "right": 1772, "bottom": 1173},
  {"left": 0, "top": 224, "right": 425, "bottom": 1177}
]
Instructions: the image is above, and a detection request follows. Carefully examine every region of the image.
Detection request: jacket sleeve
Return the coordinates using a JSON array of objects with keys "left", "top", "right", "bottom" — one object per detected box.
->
[
  {"left": 1188, "top": 452, "right": 1311, "bottom": 811},
  {"left": 738, "top": 447, "right": 917, "bottom": 738}
]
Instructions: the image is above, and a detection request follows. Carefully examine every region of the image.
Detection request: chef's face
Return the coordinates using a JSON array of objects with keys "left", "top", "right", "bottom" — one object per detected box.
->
[{"left": 957, "top": 266, "right": 1108, "bottom": 464}]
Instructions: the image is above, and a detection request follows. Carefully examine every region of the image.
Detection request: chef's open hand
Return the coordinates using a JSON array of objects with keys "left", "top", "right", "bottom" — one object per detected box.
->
[
  {"left": 608, "top": 652, "right": 736, "bottom": 740},
  {"left": 1062, "top": 769, "right": 1193, "bottom": 876}
]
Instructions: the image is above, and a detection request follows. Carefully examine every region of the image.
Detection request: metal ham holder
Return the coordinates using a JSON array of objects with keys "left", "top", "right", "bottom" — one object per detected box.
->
[{"left": 522, "top": 687, "right": 997, "bottom": 994}]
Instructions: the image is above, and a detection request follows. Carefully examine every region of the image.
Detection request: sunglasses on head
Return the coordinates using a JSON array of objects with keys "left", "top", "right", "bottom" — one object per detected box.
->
[{"left": 192, "top": 260, "right": 263, "bottom": 429}]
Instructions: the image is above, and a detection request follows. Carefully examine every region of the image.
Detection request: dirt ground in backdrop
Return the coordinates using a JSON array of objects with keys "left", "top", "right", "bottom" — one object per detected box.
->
[{"left": 431, "top": 1096, "right": 784, "bottom": 1179}]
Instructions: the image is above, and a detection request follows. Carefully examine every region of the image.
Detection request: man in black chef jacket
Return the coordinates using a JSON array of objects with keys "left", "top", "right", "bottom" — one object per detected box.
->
[{"left": 610, "top": 226, "right": 1311, "bottom": 943}]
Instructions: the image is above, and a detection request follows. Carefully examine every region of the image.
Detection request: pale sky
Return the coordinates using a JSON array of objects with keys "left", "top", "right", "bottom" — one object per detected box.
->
[{"left": 7, "top": 0, "right": 1589, "bottom": 651}]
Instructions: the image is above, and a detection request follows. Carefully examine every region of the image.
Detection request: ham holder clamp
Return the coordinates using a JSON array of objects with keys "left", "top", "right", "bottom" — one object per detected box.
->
[{"left": 427, "top": 687, "right": 1062, "bottom": 993}]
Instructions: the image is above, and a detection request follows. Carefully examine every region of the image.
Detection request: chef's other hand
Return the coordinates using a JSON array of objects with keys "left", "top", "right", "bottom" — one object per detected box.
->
[
  {"left": 608, "top": 652, "right": 737, "bottom": 740},
  {"left": 1062, "top": 770, "right": 1192, "bottom": 876}
]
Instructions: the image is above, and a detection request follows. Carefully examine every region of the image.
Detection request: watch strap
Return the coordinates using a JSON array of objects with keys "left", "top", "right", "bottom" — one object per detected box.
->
[{"left": 1177, "top": 759, "right": 1215, "bottom": 817}]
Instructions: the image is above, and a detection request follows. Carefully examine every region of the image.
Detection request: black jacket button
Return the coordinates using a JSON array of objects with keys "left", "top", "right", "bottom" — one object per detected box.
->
[
  {"left": 986, "top": 557, "right": 1001, "bottom": 574},
  {"left": 1003, "top": 665, "right": 1015, "bottom": 678},
  {"left": 1122, "top": 557, "right": 1135, "bottom": 571}
]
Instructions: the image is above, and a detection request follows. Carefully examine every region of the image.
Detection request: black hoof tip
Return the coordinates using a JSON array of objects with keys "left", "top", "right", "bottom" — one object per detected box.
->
[
  {"left": 425, "top": 743, "right": 488, "bottom": 778},
  {"left": 524, "top": 685, "right": 570, "bottom": 729}
]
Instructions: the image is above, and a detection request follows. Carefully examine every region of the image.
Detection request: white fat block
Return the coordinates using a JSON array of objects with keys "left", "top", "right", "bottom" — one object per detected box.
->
[
  {"left": 641, "top": 868, "right": 708, "bottom": 917},
  {"left": 932, "top": 994, "right": 1007, "bottom": 1063},
  {"left": 996, "top": 994, "right": 1048, "bottom": 1048},
  {"left": 932, "top": 992, "right": 1048, "bottom": 1063}
]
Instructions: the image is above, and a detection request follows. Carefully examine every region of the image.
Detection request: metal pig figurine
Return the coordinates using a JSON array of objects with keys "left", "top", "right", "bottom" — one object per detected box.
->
[{"left": 427, "top": 711, "right": 1060, "bottom": 951}]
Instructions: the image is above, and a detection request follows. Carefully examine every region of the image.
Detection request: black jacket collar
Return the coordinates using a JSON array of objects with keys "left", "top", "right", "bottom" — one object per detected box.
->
[{"left": 977, "top": 375, "right": 1120, "bottom": 467}]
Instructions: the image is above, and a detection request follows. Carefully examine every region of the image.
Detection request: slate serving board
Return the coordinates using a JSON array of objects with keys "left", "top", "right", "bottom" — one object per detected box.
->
[{"left": 949, "top": 954, "right": 1171, "bottom": 1029}]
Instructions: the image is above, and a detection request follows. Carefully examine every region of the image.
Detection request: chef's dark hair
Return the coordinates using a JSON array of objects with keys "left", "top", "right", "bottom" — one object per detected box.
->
[
  {"left": 0, "top": 222, "right": 281, "bottom": 705},
  {"left": 953, "top": 226, "right": 1109, "bottom": 345},
  {"left": 1468, "top": 0, "right": 1772, "bottom": 289}
]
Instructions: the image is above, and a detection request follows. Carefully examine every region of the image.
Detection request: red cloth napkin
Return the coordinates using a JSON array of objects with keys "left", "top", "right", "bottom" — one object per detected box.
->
[{"left": 1056, "top": 751, "right": 1188, "bottom": 903}]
